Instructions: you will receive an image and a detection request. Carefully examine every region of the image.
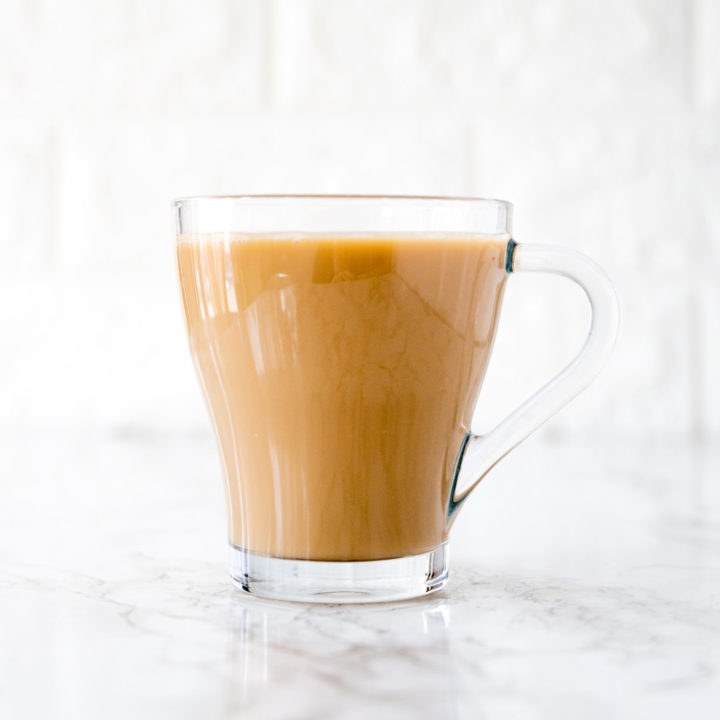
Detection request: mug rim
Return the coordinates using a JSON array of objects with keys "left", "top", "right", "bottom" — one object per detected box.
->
[
  {"left": 172, "top": 194, "right": 512, "bottom": 208},
  {"left": 173, "top": 195, "right": 513, "bottom": 236}
]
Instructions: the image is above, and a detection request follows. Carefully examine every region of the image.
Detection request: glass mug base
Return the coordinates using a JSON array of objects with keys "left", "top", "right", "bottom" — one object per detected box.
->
[{"left": 229, "top": 543, "right": 449, "bottom": 604}]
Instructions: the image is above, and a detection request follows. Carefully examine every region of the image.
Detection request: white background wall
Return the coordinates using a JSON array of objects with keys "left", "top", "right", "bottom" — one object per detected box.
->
[{"left": 0, "top": 0, "right": 718, "bottom": 442}]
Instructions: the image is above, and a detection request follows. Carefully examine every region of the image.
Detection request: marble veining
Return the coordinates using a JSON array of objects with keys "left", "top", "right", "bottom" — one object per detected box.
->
[{"left": 0, "top": 432, "right": 718, "bottom": 719}]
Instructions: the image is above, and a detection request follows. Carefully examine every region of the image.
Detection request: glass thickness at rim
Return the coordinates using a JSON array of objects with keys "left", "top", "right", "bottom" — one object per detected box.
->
[{"left": 173, "top": 194, "right": 513, "bottom": 237}]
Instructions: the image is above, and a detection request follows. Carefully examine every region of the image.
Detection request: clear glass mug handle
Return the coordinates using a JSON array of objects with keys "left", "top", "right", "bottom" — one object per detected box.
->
[{"left": 449, "top": 241, "right": 620, "bottom": 518}]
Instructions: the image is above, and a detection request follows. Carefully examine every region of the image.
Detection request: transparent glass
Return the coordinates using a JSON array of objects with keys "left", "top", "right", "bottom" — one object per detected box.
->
[{"left": 174, "top": 195, "right": 618, "bottom": 603}]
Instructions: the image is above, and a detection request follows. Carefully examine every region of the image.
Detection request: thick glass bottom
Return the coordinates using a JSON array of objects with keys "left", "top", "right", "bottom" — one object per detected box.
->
[{"left": 229, "top": 543, "right": 449, "bottom": 604}]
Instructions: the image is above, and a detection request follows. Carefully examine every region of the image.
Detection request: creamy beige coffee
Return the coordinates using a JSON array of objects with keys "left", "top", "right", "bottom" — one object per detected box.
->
[{"left": 177, "top": 234, "right": 508, "bottom": 561}]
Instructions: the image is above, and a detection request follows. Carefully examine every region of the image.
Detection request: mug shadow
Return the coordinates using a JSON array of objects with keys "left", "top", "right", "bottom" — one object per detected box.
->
[{"left": 222, "top": 592, "right": 461, "bottom": 719}]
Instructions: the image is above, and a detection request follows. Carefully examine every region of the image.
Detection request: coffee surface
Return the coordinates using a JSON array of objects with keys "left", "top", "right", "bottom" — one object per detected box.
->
[{"left": 178, "top": 234, "right": 508, "bottom": 561}]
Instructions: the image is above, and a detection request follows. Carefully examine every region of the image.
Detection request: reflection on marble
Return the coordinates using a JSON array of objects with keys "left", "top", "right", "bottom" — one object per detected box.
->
[
  {"left": 225, "top": 598, "right": 456, "bottom": 719},
  {"left": 0, "top": 431, "right": 719, "bottom": 719}
]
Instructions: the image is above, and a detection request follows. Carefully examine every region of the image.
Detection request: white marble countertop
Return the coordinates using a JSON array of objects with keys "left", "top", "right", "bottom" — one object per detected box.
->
[{"left": 1, "top": 431, "right": 719, "bottom": 719}]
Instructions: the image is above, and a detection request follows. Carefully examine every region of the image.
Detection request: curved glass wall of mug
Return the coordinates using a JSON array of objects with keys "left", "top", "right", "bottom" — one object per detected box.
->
[{"left": 174, "top": 195, "right": 513, "bottom": 601}]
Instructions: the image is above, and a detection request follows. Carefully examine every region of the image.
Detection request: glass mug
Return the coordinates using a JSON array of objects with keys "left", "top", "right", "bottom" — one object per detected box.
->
[{"left": 174, "top": 195, "right": 618, "bottom": 603}]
